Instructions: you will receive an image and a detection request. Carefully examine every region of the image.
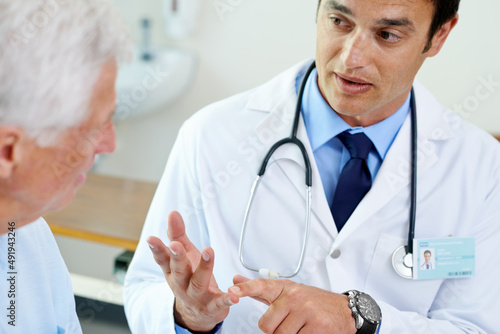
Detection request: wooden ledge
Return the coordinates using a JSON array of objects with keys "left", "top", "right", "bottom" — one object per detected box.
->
[{"left": 45, "top": 173, "right": 157, "bottom": 251}]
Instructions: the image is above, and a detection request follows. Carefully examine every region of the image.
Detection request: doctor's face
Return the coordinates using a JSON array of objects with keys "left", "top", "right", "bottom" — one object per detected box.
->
[{"left": 315, "top": 0, "right": 456, "bottom": 127}]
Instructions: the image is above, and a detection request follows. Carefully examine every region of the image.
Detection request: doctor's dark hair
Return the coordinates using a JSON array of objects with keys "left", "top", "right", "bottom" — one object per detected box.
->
[
  {"left": 316, "top": 0, "right": 460, "bottom": 53},
  {"left": 424, "top": 0, "right": 460, "bottom": 52}
]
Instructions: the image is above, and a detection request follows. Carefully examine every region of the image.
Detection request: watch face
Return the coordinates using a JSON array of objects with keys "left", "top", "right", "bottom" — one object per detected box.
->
[{"left": 357, "top": 293, "right": 382, "bottom": 323}]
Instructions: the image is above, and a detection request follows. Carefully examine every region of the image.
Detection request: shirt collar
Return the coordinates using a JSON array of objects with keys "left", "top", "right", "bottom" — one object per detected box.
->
[{"left": 301, "top": 68, "right": 410, "bottom": 159}]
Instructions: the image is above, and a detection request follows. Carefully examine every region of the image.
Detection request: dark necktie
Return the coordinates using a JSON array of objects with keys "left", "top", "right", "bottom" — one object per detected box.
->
[{"left": 331, "top": 132, "right": 374, "bottom": 231}]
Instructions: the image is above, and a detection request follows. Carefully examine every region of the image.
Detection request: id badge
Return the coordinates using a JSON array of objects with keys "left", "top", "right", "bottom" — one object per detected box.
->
[{"left": 413, "top": 237, "right": 475, "bottom": 280}]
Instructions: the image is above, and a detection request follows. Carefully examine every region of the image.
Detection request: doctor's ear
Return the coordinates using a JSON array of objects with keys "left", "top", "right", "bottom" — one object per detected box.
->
[
  {"left": 0, "top": 127, "right": 24, "bottom": 179},
  {"left": 425, "top": 14, "right": 459, "bottom": 57}
]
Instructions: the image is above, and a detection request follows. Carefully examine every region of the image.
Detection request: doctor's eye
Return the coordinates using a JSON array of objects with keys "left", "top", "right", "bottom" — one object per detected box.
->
[
  {"left": 378, "top": 31, "right": 401, "bottom": 43},
  {"left": 329, "top": 15, "right": 349, "bottom": 27},
  {"left": 331, "top": 17, "right": 343, "bottom": 25}
]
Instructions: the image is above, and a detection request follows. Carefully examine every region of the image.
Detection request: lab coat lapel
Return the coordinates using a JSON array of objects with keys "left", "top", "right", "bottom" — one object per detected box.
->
[
  {"left": 249, "top": 61, "right": 307, "bottom": 207},
  {"left": 267, "top": 115, "right": 338, "bottom": 238},
  {"left": 256, "top": 115, "right": 338, "bottom": 239},
  {"left": 249, "top": 60, "right": 338, "bottom": 238},
  {"left": 334, "top": 82, "right": 456, "bottom": 245},
  {"left": 296, "top": 117, "right": 339, "bottom": 238}
]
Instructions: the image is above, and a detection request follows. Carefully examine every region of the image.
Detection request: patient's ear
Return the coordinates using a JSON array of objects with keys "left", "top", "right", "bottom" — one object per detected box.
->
[{"left": 0, "top": 127, "right": 23, "bottom": 179}]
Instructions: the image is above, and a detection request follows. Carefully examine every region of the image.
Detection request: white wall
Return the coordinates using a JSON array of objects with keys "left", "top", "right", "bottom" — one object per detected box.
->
[
  {"left": 417, "top": 0, "right": 500, "bottom": 134},
  {"left": 97, "top": 0, "right": 500, "bottom": 183}
]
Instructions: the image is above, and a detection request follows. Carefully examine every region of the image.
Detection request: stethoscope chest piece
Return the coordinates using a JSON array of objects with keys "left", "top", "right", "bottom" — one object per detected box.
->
[{"left": 392, "top": 245, "right": 413, "bottom": 279}]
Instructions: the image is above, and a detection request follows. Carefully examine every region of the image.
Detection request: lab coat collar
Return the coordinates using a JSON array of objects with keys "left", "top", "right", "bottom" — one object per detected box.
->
[
  {"left": 246, "top": 60, "right": 458, "bottom": 243},
  {"left": 246, "top": 59, "right": 312, "bottom": 113}
]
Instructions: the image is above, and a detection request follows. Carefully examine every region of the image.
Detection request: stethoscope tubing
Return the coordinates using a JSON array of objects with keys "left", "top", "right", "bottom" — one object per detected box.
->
[
  {"left": 240, "top": 60, "right": 418, "bottom": 279},
  {"left": 407, "top": 89, "right": 418, "bottom": 256},
  {"left": 239, "top": 62, "right": 316, "bottom": 278},
  {"left": 257, "top": 61, "right": 317, "bottom": 186}
]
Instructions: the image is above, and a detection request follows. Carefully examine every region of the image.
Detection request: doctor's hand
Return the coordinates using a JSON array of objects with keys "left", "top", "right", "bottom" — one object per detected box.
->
[
  {"left": 147, "top": 211, "right": 239, "bottom": 332},
  {"left": 230, "top": 275, "right": 357, "bottom": 334}
]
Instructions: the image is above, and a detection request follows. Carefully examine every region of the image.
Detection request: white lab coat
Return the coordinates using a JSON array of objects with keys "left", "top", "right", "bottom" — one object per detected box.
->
[{"left": 124, "top": 60, "right": 500, "bottom": 333}]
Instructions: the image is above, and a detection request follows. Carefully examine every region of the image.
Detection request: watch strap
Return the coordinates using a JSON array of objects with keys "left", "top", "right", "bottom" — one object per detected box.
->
[
  {"left": 343, "top": 290, "right": 380, "bottom": 334},
  {"left": 356, "top": 320, "right": 377, "bottom": 334}
]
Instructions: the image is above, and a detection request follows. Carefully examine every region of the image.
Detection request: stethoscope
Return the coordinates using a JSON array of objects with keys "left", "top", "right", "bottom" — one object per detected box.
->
[{"left": 239, "top": 61, "right": 418, "bottom": 280}]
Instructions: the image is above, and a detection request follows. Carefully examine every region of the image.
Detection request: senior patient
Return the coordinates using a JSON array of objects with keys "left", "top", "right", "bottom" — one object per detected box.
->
[{"left": 0, "top": 0, "right": 130, "bottom": 333}]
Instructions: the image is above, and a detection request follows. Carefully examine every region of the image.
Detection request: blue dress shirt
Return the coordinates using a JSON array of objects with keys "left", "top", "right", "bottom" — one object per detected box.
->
[
  {"left": 175, "top": 322, "right": 222, "bottom": 334},
  {"left": 301, "top": 68, "right": 410, "bottom": 207}
]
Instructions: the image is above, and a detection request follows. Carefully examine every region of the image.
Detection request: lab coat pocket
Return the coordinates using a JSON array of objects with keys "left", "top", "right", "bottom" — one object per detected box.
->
[{"left": 365, "top": 233, "right": 443, "bottom": 314}]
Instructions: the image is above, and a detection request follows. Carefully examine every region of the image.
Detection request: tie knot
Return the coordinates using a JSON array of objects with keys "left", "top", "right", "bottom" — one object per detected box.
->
[{"left": 337, "top": 132, "right": 373, "bottom": 160}]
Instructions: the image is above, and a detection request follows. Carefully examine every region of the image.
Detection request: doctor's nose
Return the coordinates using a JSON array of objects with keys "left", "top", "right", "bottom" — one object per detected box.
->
[{"left": 340, "top": 32, "right": 370, "bottom": 69}]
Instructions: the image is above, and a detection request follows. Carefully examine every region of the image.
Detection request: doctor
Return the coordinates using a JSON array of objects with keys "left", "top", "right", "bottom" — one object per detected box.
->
[{"left": 124, "top": 0, "right": 500, "bottom": 333}]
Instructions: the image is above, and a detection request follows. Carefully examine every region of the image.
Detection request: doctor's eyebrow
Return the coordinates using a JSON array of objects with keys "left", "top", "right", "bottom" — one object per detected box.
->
[
  {"left": 323, "top": 0, "right": 353, "bottom": 16},
  {"left": 376, "top": 18, "right": 415, "bottom": 31},
  {"left": 323, "top": 0, "right": 416, "bottom": 32}
]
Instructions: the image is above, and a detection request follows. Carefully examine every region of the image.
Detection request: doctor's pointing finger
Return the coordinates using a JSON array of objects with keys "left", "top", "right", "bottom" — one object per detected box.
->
[{"left": 230, "top": 275, "right": 357, "bottom": 334}]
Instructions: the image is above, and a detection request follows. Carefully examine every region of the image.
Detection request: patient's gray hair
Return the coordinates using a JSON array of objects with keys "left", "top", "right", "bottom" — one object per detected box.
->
[{"left": 0, "top": 0, "right": 132, "bottom": 146}]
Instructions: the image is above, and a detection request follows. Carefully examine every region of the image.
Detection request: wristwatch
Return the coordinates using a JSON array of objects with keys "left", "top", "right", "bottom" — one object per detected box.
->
[{"left": 343, "top": 290, "right": 382, "bottom": 334}]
